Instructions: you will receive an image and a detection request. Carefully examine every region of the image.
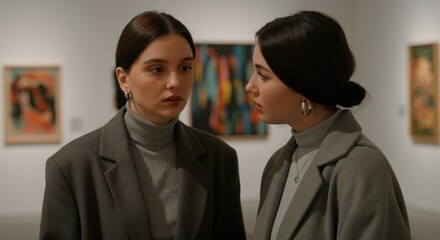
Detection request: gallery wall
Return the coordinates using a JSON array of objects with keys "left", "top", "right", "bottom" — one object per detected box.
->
[
  {"left": 352, "top": 0, "right": 440, "bottom": 214},
  {"left": 0, "top": 0, "right": 354, "bottom": 217},
  {"left": 1, "top": 0, "right": 439, "bottom": 222}
]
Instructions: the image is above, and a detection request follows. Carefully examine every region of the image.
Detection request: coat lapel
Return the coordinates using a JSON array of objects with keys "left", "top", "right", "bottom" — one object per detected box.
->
[
  {"left": 275, "top": 158, "right": 323, "bottom": 239},
  {"left": 276, "top": 110, "right": 363, "bottom": 239},
  {"left": 173, "top": 123, "right": 209, "bottom": 240},
  {"left": 100, "top": 109, "right": 153, "bottom": 240},
  {"left": 254, "top": 137, "right": 297, "bottom": 240}
]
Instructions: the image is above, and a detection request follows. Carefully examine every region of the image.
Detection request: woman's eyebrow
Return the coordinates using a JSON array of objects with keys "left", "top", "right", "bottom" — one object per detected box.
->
[
  {"left": 143, "top": 56, "right": 194, "bottom": 64},
  {"left": 254, "top": 63, "right": 270, "bottom": 72}
]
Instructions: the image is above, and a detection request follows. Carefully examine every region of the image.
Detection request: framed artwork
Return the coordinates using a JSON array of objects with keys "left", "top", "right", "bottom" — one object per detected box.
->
[
  {"left": 409, "top": 43, "right": 439, "bottom": 144},
  {"left": 3, "top": 65, "right": 61, "bottom": 144},
  {"left": 191, "top": 43, "right": 267, "bottom": 138}
]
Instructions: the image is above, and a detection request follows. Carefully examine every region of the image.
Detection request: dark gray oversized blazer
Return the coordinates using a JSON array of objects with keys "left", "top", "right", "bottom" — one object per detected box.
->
[
  {"left": 254, "top": 110, "right": 411, "bottom": 240},
  {"left": 39, "top": 108, "right": 246, "bottom": 240}
]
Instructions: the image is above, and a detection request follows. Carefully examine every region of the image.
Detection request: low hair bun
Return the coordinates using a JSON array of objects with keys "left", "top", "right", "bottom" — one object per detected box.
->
[{"left": 336, "top": 81, "right": 366, "bottom": 108}]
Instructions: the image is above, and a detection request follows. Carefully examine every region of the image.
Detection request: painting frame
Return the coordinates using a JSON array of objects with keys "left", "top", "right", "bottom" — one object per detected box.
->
[
  {"left": 409, "top": 43, "right": 439, "bottom": 144},
  {"left": 3, "top": 65, "right": 61, "bottom": 144},
  {"left": 191, "top": 43, "right": 268, "bottom": 139}
]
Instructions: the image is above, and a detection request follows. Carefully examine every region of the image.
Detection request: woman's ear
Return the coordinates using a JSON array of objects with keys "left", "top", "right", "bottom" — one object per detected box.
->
[{"left": 115, "top": 67, "right": 129, "bottom": 92}]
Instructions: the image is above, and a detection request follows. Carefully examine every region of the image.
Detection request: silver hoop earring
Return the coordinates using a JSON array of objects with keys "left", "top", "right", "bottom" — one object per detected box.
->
[
  {"left": 301, "top": 100, "right": 312, "bottom": 116},
  {"left": 124, "top": 92, "right": 132, "bottom": 100}
]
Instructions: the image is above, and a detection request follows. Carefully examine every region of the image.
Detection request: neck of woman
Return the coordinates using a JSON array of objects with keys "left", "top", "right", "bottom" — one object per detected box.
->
[{"left": 292, "top": 106, "right": 336, "bottom": 133}]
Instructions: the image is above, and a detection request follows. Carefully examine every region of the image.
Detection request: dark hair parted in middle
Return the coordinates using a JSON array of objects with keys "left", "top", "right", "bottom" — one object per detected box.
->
[
  {"left": 256, "top": 10, "right": 365, "bottom": 108},
  {"left": 115, "top": 11, "right": 196, "bottom": 72}
]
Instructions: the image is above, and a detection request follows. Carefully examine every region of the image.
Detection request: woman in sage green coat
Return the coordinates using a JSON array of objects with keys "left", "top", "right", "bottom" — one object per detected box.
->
[{"left": 245, "top": 10, "right": 411, "bottom": 240}]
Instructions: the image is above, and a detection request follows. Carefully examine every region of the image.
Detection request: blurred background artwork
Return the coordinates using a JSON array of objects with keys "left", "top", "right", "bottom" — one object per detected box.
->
[
  {"left": 409, "top": 43, "right": 439, "bottom": 144},
  {"left": 3, "top": 66, "right": 61, "bottom": 144},
  {"left": 191, "top": 43, "right": 267, "bottom": 137}
]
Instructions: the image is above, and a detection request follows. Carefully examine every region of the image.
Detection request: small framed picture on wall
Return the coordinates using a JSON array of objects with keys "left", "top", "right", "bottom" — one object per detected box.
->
[
  {"left": 3, "top": 65, "right": 61, "bottom": 144},
  {"left": 408, "top": 43, "right": 439, "bottom": 144}
]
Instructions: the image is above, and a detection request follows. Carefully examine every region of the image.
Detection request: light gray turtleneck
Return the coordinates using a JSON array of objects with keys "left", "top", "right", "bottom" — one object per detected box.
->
[
  {"left": 124, "top": 103, "right": 178, "bottom": 240},
  {"left": 271, "top": 109, "right": 343, "bottom": 239}
]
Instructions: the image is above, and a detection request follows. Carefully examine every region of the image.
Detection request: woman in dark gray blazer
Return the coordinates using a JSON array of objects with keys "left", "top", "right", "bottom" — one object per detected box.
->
[
  {"left": 39, "top": 11, "right": 245, "bottom": 240},
  {"left": 245, "top": 11, "right": 411, "bottom": 240}
]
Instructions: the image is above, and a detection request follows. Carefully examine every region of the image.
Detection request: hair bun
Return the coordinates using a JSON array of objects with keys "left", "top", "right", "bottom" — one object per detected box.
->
[{"left": 336, "top": 81, "right": 366, "bottom": 108}]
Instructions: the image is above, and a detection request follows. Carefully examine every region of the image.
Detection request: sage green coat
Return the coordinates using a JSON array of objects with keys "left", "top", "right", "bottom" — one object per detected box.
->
[{"left": 254, "top": 110, "right": 411, "bottom": 240}]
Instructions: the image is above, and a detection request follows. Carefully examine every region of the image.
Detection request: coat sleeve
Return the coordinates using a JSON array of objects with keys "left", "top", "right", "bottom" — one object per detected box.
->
[
  {"left": 39, "top": 157, "right": 80, "bottom": 240},
  {"left": 218, "top": 149, "right": 247, "bottom": 240},
  {"left": 333, "top": 146, "right": 411, "bottom": 240}
]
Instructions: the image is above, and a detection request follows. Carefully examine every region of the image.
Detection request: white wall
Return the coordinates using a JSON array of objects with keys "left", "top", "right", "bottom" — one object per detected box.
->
[
  {"left": 353, "top": 0, "right": 440, "bottom": 214},
  {"left": 12, "top": 0, "right": 439, "bottom": 221}
]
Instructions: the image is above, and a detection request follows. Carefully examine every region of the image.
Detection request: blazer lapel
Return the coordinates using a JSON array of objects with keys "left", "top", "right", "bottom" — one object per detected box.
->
[
  {"left": 254, "top": 137, "right": 297, "bottom": 240},
  {"left": 100, "top": 109, "right": 153, "bottom": 240},
  {"left": 173, "top": 123, "right": 209, "bottom": 240}
]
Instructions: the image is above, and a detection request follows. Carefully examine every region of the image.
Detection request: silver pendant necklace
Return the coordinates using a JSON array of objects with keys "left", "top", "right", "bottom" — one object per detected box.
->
[{"left": 293, "top": 150, "right": 314, "bottom": 184}]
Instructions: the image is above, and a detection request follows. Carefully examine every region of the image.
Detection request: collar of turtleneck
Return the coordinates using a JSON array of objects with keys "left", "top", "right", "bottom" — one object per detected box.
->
[
  {"left": 123, "top": 102, "right": 178, "bottom": 151},
  {"left": 291, "top": 109, "right": 342, "bottom": 149}
]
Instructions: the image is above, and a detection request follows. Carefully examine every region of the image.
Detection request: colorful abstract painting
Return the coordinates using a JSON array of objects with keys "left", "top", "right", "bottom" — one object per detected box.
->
[
  {"left": 409, "top": 43, "right": 439, "bottom": 144},
  {"left": 191, "top": 43, "right": 267, "bottom": 137},
  {"left": 4, "top": 66, "right": 61, "bottom": 144}
]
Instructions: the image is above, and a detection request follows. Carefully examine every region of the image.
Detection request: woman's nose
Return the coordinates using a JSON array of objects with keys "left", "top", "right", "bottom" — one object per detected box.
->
[
  {"left": 245, "top": 78, "right": 256, "bottom": 94},
  {"left": 167, "top": 72, "right": 181, "bottom": 89}
]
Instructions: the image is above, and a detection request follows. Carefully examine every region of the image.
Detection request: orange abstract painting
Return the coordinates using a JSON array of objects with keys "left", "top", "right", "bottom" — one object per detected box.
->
[
  {"left": 409, "top": 44, "right": 439, "bottom": 144},
  {"left": 4, "top": 66, "right": 61, "bottom": 144}
]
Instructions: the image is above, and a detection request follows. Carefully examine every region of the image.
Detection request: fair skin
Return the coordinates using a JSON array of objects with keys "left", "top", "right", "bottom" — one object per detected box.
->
[
  {"left": 245, "top": 42, "right": 335, "bottom": 132},
  {"left": 116, "top": 34, "right": 194, "bottom": 125}
]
